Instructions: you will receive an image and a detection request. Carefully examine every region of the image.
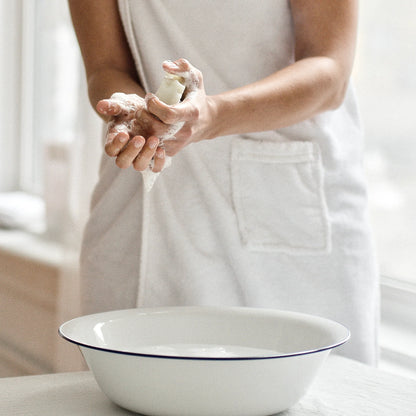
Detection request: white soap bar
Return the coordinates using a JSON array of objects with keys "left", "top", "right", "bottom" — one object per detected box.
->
[{"left": 155, "top": 74, "right": 185, "bottom": 105}]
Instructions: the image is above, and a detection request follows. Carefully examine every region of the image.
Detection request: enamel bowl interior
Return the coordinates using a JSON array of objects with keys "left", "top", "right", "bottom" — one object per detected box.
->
[{"left": 59, "top": 306, "right": 349, "bottom": 416}]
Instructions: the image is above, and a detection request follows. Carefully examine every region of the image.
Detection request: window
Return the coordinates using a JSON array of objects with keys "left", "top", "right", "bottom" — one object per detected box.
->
[
  {"left": 0, "top": 0, "right": 92, "bottom": 236},
  {"left": 354, "top": 0, "right": 416, "bottom": 286},
  {"left": 354, "top": 0, "right": 416, "bottom": 378},
  {"left": 0, "top": 0, "right": 80, "bottom": 196}
]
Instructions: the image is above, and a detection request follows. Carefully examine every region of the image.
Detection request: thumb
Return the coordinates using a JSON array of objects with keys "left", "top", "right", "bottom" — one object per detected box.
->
[{"left": 96, "top": 99, "right": 122, "bottom": 116}]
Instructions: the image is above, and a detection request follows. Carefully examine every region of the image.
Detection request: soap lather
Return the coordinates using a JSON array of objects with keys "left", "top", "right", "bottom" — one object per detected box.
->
[{"left": 142, "top": 73, "right": 186, "bottom": 191}]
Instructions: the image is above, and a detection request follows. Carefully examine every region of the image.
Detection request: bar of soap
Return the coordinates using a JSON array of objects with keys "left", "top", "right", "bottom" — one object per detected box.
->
[{"left": 155, "top": 74, "right": 185, "bottom": 105}]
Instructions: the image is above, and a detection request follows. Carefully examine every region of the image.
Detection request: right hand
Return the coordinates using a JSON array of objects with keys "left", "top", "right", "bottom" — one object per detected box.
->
[
  {"left": 97, "top": 93, "right": 167, "bottom": 172},
  {"left": 145, "top": 59, "right": 216, "bottom": 157}
]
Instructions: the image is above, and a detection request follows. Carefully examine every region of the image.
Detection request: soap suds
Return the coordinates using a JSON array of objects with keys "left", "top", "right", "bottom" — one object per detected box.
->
[{"left": 104, "top": 67, "right": 191, "bottom": 191}]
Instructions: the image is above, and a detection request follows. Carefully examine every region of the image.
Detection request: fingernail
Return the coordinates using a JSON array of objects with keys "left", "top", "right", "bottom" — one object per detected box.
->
[
  {"left": 133, "top": 138, "right": 144, "bottom": 148},
  {"left": 118, "top": 134, "right": 128, "bottom": 143},
  {"left": 148, "top": 139, "right": 159, "bottom": 149},
  {"left": 156, "top": 149, "right": 165, "bottom": 159}
]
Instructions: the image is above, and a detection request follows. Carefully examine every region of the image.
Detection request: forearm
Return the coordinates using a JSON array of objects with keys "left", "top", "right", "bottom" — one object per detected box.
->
[
  {"left": 87, "top": 67, "right": 145, "bottom": 119},
  {"left": 68, "top": 0, "right": 143, "bottom": 118},
  {"left": 210, "top": 56, "right": 348, "bottom": 138}
]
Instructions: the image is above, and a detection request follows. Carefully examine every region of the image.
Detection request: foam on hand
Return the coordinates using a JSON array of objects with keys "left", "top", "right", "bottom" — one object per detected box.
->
[{"left": 141, "top": 72, "right": 186, "bottom": 191}]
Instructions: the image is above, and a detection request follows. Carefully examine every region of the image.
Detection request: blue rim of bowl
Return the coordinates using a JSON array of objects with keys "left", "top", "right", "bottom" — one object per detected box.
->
[{"left": 58, "top": 327, "right": 350, "bottom": 361}]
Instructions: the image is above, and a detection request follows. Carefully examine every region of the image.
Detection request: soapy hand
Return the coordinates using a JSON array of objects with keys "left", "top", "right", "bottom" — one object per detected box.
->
[
  {"left": 96, "top": 58, "right": 210, "bottom": 173},
  {"left": 145, "top": 59, "right": 216, "bottom": 157},
  {"left": 97, "top": 93, "right": 168, "bottom": 172}
]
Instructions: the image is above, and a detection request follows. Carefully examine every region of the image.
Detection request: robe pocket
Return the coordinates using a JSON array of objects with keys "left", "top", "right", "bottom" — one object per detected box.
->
[{"left": 231, "top": 138, "right": 331, "bottom": 254}]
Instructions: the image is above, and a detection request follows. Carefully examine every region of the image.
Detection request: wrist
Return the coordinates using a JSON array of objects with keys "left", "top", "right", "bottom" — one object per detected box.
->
[
  {"left": 204, "top": 95, "right": 219, "bottom": 140},
  {"left": 205, "top": 94, "right": 232, "bottom": 140}
]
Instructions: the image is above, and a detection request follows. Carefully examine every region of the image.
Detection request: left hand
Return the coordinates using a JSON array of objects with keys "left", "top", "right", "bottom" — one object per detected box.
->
[
  {"left": 97, "top": 93, "right": 167, "bottom": 172},
  {"left": 145, "top": 59, "right": 218, "bottom": 157}
]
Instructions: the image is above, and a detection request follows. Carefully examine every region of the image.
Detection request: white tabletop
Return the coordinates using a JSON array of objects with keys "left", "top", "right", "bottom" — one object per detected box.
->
[{"left": 1, "top": 355, "right": 416, "bottom": 416}]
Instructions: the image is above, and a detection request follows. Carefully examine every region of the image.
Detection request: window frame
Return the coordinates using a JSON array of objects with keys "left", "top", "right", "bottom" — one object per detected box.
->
[
  {"left": 19, "top": 0, "right": 38, "bottom": 194},
  {"left": 0, "top": 1, "right": 23, "bottom": 192},
  {"left": 379, "top": 277, "right": 416, "bottom": 378}
]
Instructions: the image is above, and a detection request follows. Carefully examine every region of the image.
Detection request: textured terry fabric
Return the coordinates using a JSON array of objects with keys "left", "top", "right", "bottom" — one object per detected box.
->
[{"left": 80, "top": 0, "right": 380, "bottom": 364}]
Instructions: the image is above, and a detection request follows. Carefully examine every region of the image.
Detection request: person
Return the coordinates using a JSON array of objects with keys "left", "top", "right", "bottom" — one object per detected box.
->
[{"left": 68, "top": 0, "right": 379, "bottom": 365}]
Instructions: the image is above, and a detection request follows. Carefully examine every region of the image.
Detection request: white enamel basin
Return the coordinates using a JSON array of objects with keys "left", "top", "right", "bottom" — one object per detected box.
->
[{"left": 59, "top": 306, "right": 349, "bottom": 416}]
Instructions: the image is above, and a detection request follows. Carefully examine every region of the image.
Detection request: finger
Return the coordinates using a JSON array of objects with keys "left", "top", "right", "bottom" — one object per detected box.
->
[
  {"left": 97, "top": 99, "right": 122, "bottom": 116},
  {"left": 163, "top": 140, "right": 182, "bottom": 157},
  {"left": 110, "top": 93, "right": 145, "bottom": 115},
  {"left": 162, "top": 58, "right": 191, "bottom": 75},
  {"left": 115, "top": 136, "right": 145, "bottom": 169},
  {"left": 152, "top": 147, "right": 166, "bottom": 172},
  {"left": 105, "top": 131, "right": 129, "bottom": 157},
  {"left": 107, "top": 122, "right": 129, "bottom": 138},
  {"left": 133, "top": 136, "right": 160, "bottom": 171},
  {"left": 162, "top": 59, "right": 202, "bottom": 91},
  {"left": 145, "top": 94, "right": 179, "bottom": 124},
  {"left": 146, "top": 94, "right": 197, "bottom": 125}
]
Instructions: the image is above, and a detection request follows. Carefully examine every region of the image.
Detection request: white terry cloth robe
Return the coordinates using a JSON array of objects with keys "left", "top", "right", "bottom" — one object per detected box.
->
[{"left": 80, "top": 0, "right": 380, "bottom": 365}]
